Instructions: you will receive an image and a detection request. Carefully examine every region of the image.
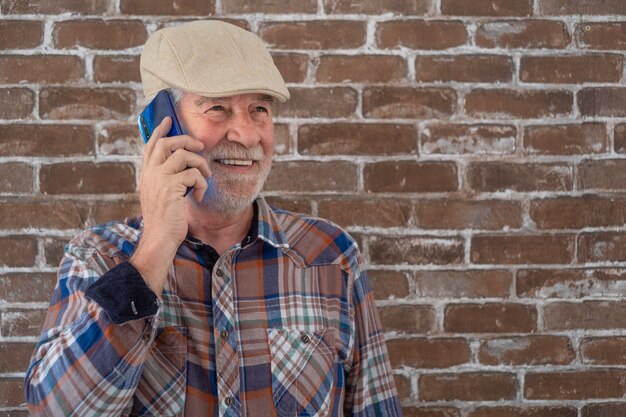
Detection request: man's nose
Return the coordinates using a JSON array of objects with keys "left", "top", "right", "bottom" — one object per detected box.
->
[{"left": 225, "top": 112, "right": 261, "bottom": 148}]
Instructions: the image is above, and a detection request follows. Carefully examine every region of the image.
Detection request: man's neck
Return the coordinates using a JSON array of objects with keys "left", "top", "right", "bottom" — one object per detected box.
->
[{"left": 184, "top": 202, "right": 254, "bottom": 255}]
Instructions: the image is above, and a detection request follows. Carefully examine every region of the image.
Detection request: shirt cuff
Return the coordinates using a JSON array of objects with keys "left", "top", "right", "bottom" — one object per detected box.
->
[{"left": 85, "top": 261, "right": 159, "bottom": 325}]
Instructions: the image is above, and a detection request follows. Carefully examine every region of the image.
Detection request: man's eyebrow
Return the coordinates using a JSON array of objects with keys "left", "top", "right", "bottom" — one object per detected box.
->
[{"left": 194, "top": 96, "right": 226, "bottom": 107}]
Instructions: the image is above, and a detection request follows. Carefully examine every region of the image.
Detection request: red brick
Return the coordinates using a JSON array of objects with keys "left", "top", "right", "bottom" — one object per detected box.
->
[
  {"left": 363, "top": 87, "right": 457, "bottom": 119},
  {"left": 376, "top": 20, "right": 468, "bottom": 50},
  {"left": 0, "top": 378, "right": 24, "bottom": 407},
  {"left": 298, "top": 123, "right": 416, "bottom": 156},
  {"left": 582, "top": 337, "right": 626, "bottom": 365},
  {"left": 317, "top": 55, "right": 407, "bottom": 83},
  {"left": 223, "top": 0, "right": 315, "bottom": 13},
  {"left": 40, "top": 87, "right": 135, "bottom": 120},
  {"left": 0, "top": 237, "right": 37, "bottom": 267},
  {"left": 416, "top": 200, "right": 522, "bottom": 230},
  {"left": 0, "top": 273, "right": 56, "bottom": 303},
  {"left": 579, "top": 232, "right": 626, "bottom": 263},
  {"left": 579, "top": 88, "right": 626, "bottom": 117},
  {"left": 578, "top": 22, "right": 626, "bottom": 50},
  {"left": 0, "top": 163, "right": 33, "bottom": 193},
  {"left": 1, "top": 309, "right": 46, "bottom": 337},
  {"left": 271, "top": 53, "right": 309, "bottom": 83},
  {"left": 419, "top": 372, "right": 517, "bottom": 401},
  {"left": 91, "top": 199, "right": 141, "bottom": 224},
  {"left": 364, "top": 161, "right": 458, "bottom": 193},
  {"left": 521, "top": 55, "right": 623, "bottom": 84},
  {"left": 53, "top": 20, "right": 147, "bottom": 50},
  {"left": 44, "top": 237, "right": 67, "bottom": 267},
  {"left": 414, "top": 270, "right": 512, "bottom": 298},
  {"left": 0, "top": 55, "right": 83, "bottom": 83},
  {"left": 394, "top": 374, "right": 412, "bottom": 400},
  {"left": 263, "top": 197, "right": 312, "bottom": 215},
  {"left": 469, "top": 407, "right": 577, "bottom": 417},
  {"left": 368, "top": 270, "right": 411, "bottom": 299},
  {"left": 476, "top": 20, "right": 571, "bottom": 49},
  {"left": 404, "top": 408, "right": 461, "bottom": 417},
  {"left": 582, "top": 403, "right": 626, "bottom": 417},
  {"left": 0, "top": 88, "right": 34, "bottom": 119},
  {"left": 524, "top": 123, "right": 607, "bottom": 155},
  {"left": 540, "top": 0, "right": 626, "bottom": 14},
  {"left": 517, "top": 269, "right": 626, "bottom": 298},
  {"left": 0, "top": 0, "right": 113, "bottom": 14},
  {"left": 387, "top": 338, "right": 470, "bottom": 368},
  {"left": 120, "top": 0, "right": 214, "bottom": 15},
  {"left": 479, "top": 336, "right": 574, "bottom": 365},
  {"left": 416, "top": 54, "right": 513, "bottom": 83},
  {"left": 276, "top": 87, "right": 357, "bottom": 118},
  {"left": 442, "top": 0, "right": 532, "bottom": 16},
  {"left": 324, "top": 0, "right": 434, "bottom": 14},
  {"left": 369, "top": 235, "right": 464, "bottom": 265},
  {"left": 0, "top": 124, "right": 93, "bottom": 157},
  {"left": 97, "top": 123, "right": 142, "bottom": 156},
  {"left": 379, "top": 305, "right": 437, "bottom": 333},
  {"left": 544, "top": 301, "right": 626, "bottom": 330},
  {"left": 0, "top": 20, "right": 43, "bottom": 49},
  {"left": 0, "top": 199, "right": 89, "bottom": 229},
  {"left": 445, "top": 303, "right": 537, "bottom": 333},
  {"left": 265, "top": 161, "right": 358, "bottom": 192},
  {"left": 40, "top": 162, "right": 136, "bottom": 194},
  {"left": 466, "top": 89, "right": 573, "bottom": 119},
  {"left": 421, "top": 124, "right": 516, "bottom": 155},
  {"left": 93, "top": 55, "right": 140, "bottom": 83},
  {"left": 259, "top": 21, "right": 366, "bottom": 49},
  {"left": 471, "top": 234, "right": 574, "bottom": 265},
  {"left": 615, "top": 124, "right": 626, "bottom": 153},
  {"left": 317, "top": 198, "right": 412, "bottom": 228},
  {"left": 578, "top": 160, "right": 626, "bottom": 190},
  {"left": 0, "top": 342, "right": 35, "bottom": 372},
  {"left": 467, "top": 162, "right": 572, "bottom": 192},
  {"left": 525, "top": 370, "right": 626, "bottom": 399},
  {"left": 530, "top": 196, "right": 626, "bottom": 229}
]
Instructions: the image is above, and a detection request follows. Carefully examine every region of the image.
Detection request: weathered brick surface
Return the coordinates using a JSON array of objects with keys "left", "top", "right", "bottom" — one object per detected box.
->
[
  {"left": 444, "top": 303, "right": 537, "bottom": 333},
  {"left": 4, "top": 5, "right": 626, "bottom": 416},
  {"left": 419, "top": 372, "right": 517, "bottom": 401},
  {"left": 476, "top": 20, "right": 571, "bottom": 49},
  {"left": 0, "top": 20, "right": 43, "bottom": 49}
]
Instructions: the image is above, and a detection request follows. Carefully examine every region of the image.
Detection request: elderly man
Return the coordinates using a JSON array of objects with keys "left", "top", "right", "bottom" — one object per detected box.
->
[{"left": 25, "top": 20, "right": 402, "bottom": 417}]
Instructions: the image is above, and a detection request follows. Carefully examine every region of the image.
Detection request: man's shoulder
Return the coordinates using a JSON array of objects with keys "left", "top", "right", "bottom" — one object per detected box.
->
[
  {"left": 66, "top": 217, "right": 142, "bottom": 260},
  {"left": 268, "top": 205, "right": 360, "bottom": 268}
]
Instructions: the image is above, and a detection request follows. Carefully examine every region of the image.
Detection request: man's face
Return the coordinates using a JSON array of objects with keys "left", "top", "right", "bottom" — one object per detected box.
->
[{"left": 177, "top": 92, "right": 275, "bottom": 214}]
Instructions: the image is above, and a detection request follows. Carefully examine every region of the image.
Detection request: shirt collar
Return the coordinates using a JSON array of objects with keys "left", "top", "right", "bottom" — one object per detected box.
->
[{"left": 254, "top": 197, "right": 290, "bottom": 249}]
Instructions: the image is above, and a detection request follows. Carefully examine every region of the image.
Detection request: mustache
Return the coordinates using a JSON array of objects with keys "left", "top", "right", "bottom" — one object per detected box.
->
[{"left": 205, "top": 141, "right": 264, "bottom": 161}]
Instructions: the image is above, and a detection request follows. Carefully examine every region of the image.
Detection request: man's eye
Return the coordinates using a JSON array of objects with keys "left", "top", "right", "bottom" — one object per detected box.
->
[
  {"left": 255, "top": 106, "right": 268, "bottom": 113},
  {"left": 208, "top": 105, "right": 225, "bottom": 112}
]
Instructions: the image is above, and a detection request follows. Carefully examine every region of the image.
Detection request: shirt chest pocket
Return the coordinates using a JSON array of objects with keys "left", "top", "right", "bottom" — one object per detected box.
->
[
  {"left": 130, "top": 326, "right": 188, "bottom": 417},
  {"left": 267, "top": 328, "right": 335, "bottom": 417}
]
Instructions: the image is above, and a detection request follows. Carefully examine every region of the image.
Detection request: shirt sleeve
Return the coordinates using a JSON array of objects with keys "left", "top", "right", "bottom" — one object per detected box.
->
[
  {"left": 343, "top": 251, "right": 403, "bottom": 417},
  {"left": 24, "top": 232, "right": 160, "bottom": 417}
]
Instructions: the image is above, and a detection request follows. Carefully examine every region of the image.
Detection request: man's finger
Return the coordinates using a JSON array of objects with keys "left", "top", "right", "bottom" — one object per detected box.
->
[{"left": 142, "top": 116, "right": 172, "bottom": 167}]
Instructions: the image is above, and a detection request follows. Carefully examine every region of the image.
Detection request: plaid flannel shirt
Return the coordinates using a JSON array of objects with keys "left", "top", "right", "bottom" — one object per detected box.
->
[{"left": 25, "top": 198, "right": 402, "bottom": 417}]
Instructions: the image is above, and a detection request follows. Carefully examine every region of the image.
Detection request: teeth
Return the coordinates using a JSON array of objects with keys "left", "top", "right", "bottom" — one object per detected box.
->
[{"left": 219, "top": 159, "right": 253, "bottom": 166}]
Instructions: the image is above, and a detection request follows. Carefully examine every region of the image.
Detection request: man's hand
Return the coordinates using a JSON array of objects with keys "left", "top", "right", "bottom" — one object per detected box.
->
[{"left": 130, "top": 117, "right": 211, "bottom": 296}]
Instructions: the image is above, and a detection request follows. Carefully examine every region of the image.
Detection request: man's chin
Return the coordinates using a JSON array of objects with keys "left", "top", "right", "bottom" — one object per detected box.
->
[{"left": 190, "top": 178, "right": 260, "bottom": 215}]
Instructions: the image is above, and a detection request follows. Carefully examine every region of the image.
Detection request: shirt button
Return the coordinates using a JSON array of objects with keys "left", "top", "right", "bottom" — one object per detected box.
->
[
  {"left": 224, "top": 396, "right": 234, "bottom": 406},
  {"left": 221, "top": 330, "right": 230, "bottom": 341},
  {"left": 142, "top": 333, "right": 151, "bottom": 342},
  {"left": 301, "top": 334, "right": 310, "bottom": 344},
  {"left": 216, "top": 268, "right": 224, "bottom": 277}
]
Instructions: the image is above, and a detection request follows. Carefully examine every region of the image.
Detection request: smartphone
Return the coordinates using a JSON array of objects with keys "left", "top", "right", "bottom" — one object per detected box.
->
[
  {"left": 137, "top": 90, "right": 185, "bottom": 143},
  {"left": 138, "top": 90, "right": 194, "bottom": 195}
]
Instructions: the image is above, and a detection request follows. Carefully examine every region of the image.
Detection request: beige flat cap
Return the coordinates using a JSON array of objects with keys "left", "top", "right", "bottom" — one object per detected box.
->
[{"left": 140, "top": 20, "right": 289, "bottom": 102}]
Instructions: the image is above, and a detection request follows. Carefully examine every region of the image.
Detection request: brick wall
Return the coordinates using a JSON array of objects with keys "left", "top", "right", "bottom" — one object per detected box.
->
[{"left": 1, "top": 0, "right": 626, "bottom": 415}]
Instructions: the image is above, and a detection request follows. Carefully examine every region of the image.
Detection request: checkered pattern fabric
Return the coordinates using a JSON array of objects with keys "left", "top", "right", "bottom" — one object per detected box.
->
[{"left": 25, "top": 198, "right": 402, "bottom": 417}]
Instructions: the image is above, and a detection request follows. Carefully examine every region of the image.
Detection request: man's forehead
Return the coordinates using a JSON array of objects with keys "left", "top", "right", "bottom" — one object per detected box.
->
[{"left": 192, "top": 93, "right": 275, "bottom": 106}]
